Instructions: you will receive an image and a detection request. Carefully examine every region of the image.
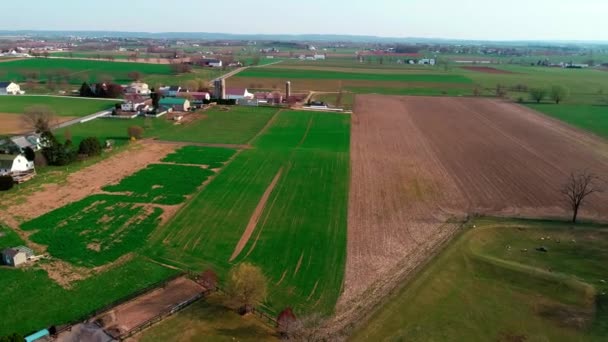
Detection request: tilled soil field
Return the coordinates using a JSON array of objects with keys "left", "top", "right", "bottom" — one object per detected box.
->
[{"left": 337, "top": 94, "right": 608, "bottom": 327}]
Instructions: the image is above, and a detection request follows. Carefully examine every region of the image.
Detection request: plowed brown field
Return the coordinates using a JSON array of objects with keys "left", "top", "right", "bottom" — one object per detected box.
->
[{"left": 338, "top": 95, "right": 608, "bottom": 321}]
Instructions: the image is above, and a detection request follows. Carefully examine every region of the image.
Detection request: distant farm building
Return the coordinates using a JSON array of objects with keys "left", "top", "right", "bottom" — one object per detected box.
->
[
  {"left": 125, "top": 81, "right": 151, "bottom": 95},
  {"left": 159, "top": 86, "right": 182, "bottom": 97},
  {"left": 199, "top": 58, "right": 223, "bottom": 68},
  {"left": 0, "top": 81, "right": 25, "bottom": 95},
  {"left": 8, "top": 135, "right": 42, "bottom": 152},
  {"left": 226, "top": 88, "right": 254, "bottom": 100},
  {"left": 1, "top": 246, "right": 34, "bottom": 267},
  {"left": 159, "top": 98, "right": 191, "bottom": 112},
  {"left": 178, "top": 91, "right": 211, "bottom": 101}
]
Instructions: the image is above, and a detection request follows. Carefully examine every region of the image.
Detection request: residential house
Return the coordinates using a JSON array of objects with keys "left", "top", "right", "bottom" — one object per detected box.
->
[
  {"left": 121, "top": 95, "right": 150, "bottom": 112},
  {"left": 1, "top": 246, "right": 34, "bottom": 267},
  {"left": 0, "top": 154, "right": 35, "bottom": 176},
  {"left": 225, "top": 88, "right": 254, "bottom": 100},
  {"left": 8, "top": 135, "right": 42, "bottom": 152},
  {"left": 159, "top": 98, "right": 191, "bottom": 112},
  {"left": 125, "top": 81, "right": 151, "bottom": 95},
  {"left": 0, "top": 82, "right": 24, "bottom": 95}
]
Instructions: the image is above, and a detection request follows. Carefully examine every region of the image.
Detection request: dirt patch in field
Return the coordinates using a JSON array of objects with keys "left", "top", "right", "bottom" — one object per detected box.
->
[
  {"left": 93, "top": 277, "right": 204, "bottom": 338},
  {"left": 229, "top": 168, "right": 284, "bottom": 262},
  {"left": 333, "top": 94, "right": 608, "bottom": 334},
  {"left": 461, "top": 66, "right": 516, "bottom": 74},
  {"left": 0, "top": 113, "right": 78, "bottom": 135}
]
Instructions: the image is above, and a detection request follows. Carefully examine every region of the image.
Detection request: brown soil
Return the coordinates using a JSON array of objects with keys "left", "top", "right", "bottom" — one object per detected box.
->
[
  {"left": 229, "top": 168, "right": 284, "bottom": 261},
  {"left": 229, "top": 77, "right": 468, "bottom": 93},
  {"left": 93, "top": 277, "right": 204, "bottom": 337},
  {"left": 333, "top": 94, "right": 608, "bottom": 333},
  {"left": 0, "top": 113, "right": 78, "bottom": 135},
  {"left": 461, "top": 66, "right": 516, "bottom": 74}
]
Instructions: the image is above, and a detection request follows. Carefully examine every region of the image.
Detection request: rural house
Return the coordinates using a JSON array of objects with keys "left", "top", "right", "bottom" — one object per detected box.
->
[
  {"left": 125, "top": 81, "right": 151, "bottom": 95},
  {"left": 1, "top": 246, "right": 34, "bottom": 267},
  {"left": 10, "top": 135, "right": 42, "bottom": 151},
  {"left": 159, "top": 98, "right": 191, "bottom": 112},
  {"left": 0, "top": 81, "right": 24, "bottom": 95},
  {"left": 225, "top": 88, "right": 254, "bottom": 100},
  {"left": 0, "top": 154, "right": 34, "bottom": 176}
]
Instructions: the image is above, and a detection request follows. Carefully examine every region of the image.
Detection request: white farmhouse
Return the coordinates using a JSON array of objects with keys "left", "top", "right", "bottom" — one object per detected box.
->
[
  {"left": 126, "top": 81, "right": 151, "bottom": 95},
  {"left": 0, "top": 154, "right": 34, "bottom": 176},
  {"left": 0, "top": 82, "right": 25, "bottom": 95},
  {"left": 313, "top": 54, "right": 326, "bottom": 60}
]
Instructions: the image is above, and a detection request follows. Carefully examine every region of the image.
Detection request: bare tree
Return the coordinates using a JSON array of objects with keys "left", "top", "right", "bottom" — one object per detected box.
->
[
  {"left": 561, "top": 171, "right": 602, "bottom": 223},
  {"left": 550, "top": 85, "right": 568, "bottom": 104},
  {"left": 288, "top": 313, "right": 327, "bottom": 342},
  {"left": 22, "top": 105, "right": 56, "bottom": 133}
]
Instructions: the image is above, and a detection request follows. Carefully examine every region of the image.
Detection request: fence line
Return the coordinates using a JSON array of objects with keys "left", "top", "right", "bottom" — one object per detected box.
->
[
  {"left": 51, "top": 273, "right": 184, "bottom": 336},
  {"left": 117, "top": 290, "right": 208, "bottom": 340}
]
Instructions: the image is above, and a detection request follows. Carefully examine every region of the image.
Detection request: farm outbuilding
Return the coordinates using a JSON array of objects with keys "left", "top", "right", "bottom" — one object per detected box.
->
[
  {"left": 2, "top": 246, "right": 34, "bottom": 267},
  {"left": 159, "top": 98, "right": 191, "bottom": 112}
]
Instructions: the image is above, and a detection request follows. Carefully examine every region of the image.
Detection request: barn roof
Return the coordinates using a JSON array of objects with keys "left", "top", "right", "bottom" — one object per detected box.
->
[
  {"left": 2, "top": 248, "right": 19, "bottom": 258},
  {"left": 0, "top": 81, "right": 12, "bottom": 88},
  {"left": 160, "top": 98, "right": 187, "bottom": 105}
]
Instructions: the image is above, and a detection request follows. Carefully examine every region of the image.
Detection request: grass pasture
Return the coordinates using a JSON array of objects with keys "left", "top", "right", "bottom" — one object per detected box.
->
[
  {"left": 20, "top": 194, "right": 163, "bottom": 267},
  {"left": 162, "top": 146, "right": 238, "bottom": 167},
  {"left": 148, "top": 110, "right": 350, "bottom": 316},
  {"left": 0, "top": 95, "right": 119, "bottom": 116},
  {"left": 352, "top": 218, "right": 608, "bottom": 341},
  {"left": 525, "top": 104, "right": 608, "bottom": 139},
  {"left": 138, "top": 293, "right": 277, "bottom": 342},
  {"left": 0, "top": 256, "right": 178, "bottom": 336},
  {"left": 103, "top": 164, "right": 214, "bottom": 205},
  {"left": 0, "top": 58, "right": 172, "bottom": 84}
]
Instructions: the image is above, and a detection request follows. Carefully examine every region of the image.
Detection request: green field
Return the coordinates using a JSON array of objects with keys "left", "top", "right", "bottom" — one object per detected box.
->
[
  {"left": 352, "top": 218, "right": 608, "bottom": 341},
  {"left": 0, "top": 58, "right": 173, "bottom": 84},
  {"left": 138, "top": 293, "right": 277, "bottom": 342},
  {"left": 53, "top": 106, "right": 278, "bottom": 146},
  {"left": 154, "top": 107, "right": 278, "bottom": 144},
  {"left": 103, "top": 164, "right": 214, "bottom": 205},
  {"left": 525, "top": 104, "right": 608, "bottom": 139},
  {"left": 0, "top": 96, "right": 119, "bottom": 116},
  {"left": 148, "top": 110, "right": 350, "bottom": 316},
  {"left": 237, "top": 67, "right": 472, "bottom": 83},
  {"left": 162, "top": 146, "right": 238, "bottom": 167},
  {"left": 21, "top": 195, "right": 162, "bottom": 267}
]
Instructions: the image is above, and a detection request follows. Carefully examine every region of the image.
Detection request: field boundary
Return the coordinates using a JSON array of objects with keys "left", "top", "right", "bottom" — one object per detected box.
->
[
  {"left": 49, "top": 272, "right": 184, "bottom": 337},
  {"left": 327, "top": 218, "right": 468, "bottom": 339}
]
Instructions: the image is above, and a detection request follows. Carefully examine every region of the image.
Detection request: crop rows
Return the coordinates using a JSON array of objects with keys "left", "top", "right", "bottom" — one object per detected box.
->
[{"left": 162, "top": 146, "right": 238, "bottom": 168}]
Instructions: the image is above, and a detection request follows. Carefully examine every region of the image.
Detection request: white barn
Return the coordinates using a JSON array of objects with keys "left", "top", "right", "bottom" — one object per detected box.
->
[
  {"left": 0, "top": 154, "right": 34, "bottom": 176},
  {"left": 225, "top": 88, "right": 254, "bottom": 100},
  {"left": 0, "top": 82, "right": 24, "bottom": 95}
]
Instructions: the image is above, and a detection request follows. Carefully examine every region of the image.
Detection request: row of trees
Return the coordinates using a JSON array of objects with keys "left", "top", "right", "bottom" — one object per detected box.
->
[
  {"left": 79, "top": 82, "right": 123, "bottom": 98},
  {"left": 529, "top": 85, "right": 568, "bottom": 104}
]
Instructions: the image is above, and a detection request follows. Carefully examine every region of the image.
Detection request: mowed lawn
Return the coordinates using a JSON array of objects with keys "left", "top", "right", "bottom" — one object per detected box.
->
[
  {"left": 0, "top": 96, "right": 119, "bottom": 116},
  {"left": 351, "top": 218, "right": 608, "bottom": 342},
  {"left": 0, "top": 58, "right": 172, "bottom": 84},
  {"left": 237, "top": 67, "right": 472, "bottom": 83},
  {"left": 148, "top": 110, "right": 350, "bottom": 316},
  {"left": 526, "top": 104, "right": 608, "bottom": 139}
]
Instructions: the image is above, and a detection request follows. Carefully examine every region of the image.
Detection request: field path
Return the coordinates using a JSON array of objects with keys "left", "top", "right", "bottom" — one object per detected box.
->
[{"left": 229, "top": 168, "right": 283, "bottom": 262}]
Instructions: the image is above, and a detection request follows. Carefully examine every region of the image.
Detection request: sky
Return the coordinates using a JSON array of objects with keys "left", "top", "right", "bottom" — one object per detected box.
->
[{"left": 3, "top": 0, "right": 608, "bottom": 41}]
